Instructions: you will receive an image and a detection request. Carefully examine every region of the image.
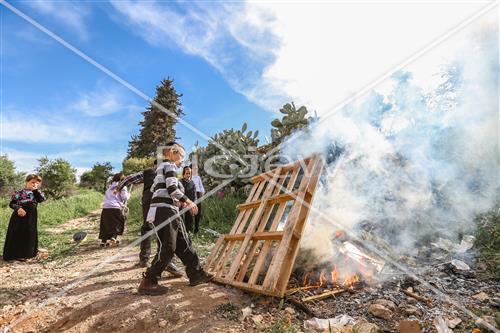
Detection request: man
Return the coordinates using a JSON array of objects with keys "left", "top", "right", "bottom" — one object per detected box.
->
[
  {"left": 190, "top": 164, "right": 205, "bottom": 234},
  {"left": 138, "top": 142, "right": 213, "bottom": 295},
  {"left": 116, "top": 160, "right": 182, "bottom": 277},
  {"left": 180, "top": 166, "right": 197, "bottom": 232}
]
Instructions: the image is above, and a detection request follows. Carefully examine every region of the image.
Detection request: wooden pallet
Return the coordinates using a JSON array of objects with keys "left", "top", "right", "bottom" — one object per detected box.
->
[{"left": 204, "top": 155, "right": 324, "bottom": 297}]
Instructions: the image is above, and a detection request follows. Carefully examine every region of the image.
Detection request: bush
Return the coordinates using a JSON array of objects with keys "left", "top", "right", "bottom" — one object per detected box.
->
[
  {"left": 80, "top": 162, "right": 113, "bottom": 193},
  {"left": 0, "top": 155, "right": 24, "bottom": 196},
  {"left": 200, "top": 192, "right": 244, "bottom": 234},
  {"left": 36, "top": 156, "right": 76, "bottom": 199},
  {"left": 122, "top": 157, "right": 154, "bottom": 175},
  {"left": 475, "top": 205, "right": 500, "bottom": 281}
]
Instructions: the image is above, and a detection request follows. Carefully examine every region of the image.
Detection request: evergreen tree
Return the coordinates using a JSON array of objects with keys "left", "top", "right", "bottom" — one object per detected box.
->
[{"left": 128, "top": 78, "right": 184, "bottom": 158}]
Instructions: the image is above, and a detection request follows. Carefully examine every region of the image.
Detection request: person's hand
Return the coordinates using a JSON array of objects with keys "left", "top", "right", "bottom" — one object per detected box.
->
[
  {"left": 17, "top": 208, "right": 26, "bottom": 217},
  {"left": 186, "top": 199, "right": 198, "bottom": 215}
]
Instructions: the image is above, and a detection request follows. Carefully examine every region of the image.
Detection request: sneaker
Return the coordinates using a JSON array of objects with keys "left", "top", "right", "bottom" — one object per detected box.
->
[
  {"left": 138, "top": 277, "right": 169, "bottom": 296},
  {"left": 166, "top": 263, "right": 183, "bottom": 278},
  {"left": 99, "top": 242, "right": 106, "bottom": 248},
  {"left": 189, "top": 271, "right": 214, "bottom": 286}
]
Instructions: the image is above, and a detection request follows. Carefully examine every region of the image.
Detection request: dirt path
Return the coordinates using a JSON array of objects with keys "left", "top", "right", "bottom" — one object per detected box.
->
[{"left": 0, "top": 210, "right": 253, "bottom": 333}]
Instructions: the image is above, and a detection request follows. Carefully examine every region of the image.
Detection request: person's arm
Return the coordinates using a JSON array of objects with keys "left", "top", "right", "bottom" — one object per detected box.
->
[
  {"left": 33, "top": 189, "right": 46, "bottom": 203},
  {"left": 120, "top": 186, "right": 131, "bottom": 203},
  {"left": 116, "top": 172, "right": 144, "bottom": 192},
  {"left": 9, "top": 191, "right": 22, "bottom": 211},
  {"left": 164, "top": 164, "right": 188, "bottom": 203}
]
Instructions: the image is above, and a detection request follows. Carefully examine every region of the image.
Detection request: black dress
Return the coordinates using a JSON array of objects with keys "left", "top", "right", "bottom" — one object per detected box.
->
[{"left": 3, "top": 189, "right": 46, "bottom": 261}]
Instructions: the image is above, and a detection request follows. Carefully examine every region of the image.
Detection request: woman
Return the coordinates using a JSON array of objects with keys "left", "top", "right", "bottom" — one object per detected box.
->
[
  {"left": 3, "top": 174, "right": 45, "bottom": 261},
  {"left": 98, "top": 172, "right": 130, "bottom": 247},
  {"left": 180, "top": 166, "right": 197, "bottom": 232}
]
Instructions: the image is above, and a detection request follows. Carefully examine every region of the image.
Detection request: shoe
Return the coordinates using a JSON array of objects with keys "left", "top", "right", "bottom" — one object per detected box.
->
[
  {"left": 166, "top": 263, "right": 183, "bottom": 278},
  {"left": 99, "top": 242, "right": 106, "bottom": 248},
  {"left": 138, "top": 276, "right": 169, "bottom": 296},
  {"left": 189, "top": 271, "right": 214, "bottom": 286}
]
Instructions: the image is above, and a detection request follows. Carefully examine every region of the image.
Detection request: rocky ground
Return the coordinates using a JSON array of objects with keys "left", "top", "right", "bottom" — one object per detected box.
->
[{"left": 0, "top": 211, "right": 499, "bottom": 333}]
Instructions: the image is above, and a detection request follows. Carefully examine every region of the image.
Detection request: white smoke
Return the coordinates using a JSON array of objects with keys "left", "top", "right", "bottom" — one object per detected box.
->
[{"left": 284, "top": 22, "right": 499, "bottom": 257}]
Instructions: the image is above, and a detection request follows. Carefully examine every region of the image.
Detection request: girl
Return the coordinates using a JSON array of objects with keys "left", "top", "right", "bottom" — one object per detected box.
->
[
  {"left": 3, "top": 174, "right": 45, "bottom": 261},
  {"left": 98, "top": 172, "right": 130, "bottom": 247}
]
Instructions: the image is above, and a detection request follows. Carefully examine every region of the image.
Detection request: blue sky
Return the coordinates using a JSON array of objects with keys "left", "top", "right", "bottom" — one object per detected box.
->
[{"left": 1, "top": 0, "right": 493, "bottom": 176}]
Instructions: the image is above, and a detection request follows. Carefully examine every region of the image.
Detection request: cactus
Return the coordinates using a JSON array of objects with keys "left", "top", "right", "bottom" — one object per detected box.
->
[{"left": 270, "top": 102, "right": 310, "bottom": 147}]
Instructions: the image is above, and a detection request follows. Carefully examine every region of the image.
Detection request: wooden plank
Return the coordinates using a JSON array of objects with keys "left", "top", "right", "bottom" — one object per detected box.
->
[
  {"left": 274, "top": 156, "right": 324, "bottom": 295},
  {"left": 247, "top": 165, "right": 302, "bottom": 285},
  {"left": 213, "top": 278, "right": 281, "bottom": 297},
  {"left": 224, "top": 168, "right": 282, "bottom": 281},
  {"left": 262, "top": 155, "right": 322, "bottom": 294},
  {"left": 204, "top": 236, "right": 225, "bottom": 269},
  {"left": 208, "top": 239, "right": 230, "bottom": 273}
]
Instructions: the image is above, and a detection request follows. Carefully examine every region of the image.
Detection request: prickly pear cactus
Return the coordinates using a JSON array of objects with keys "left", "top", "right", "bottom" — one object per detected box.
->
[
  {"left": 270, "top": 102, "right": 310, "bottom": 147},
  {"left": 192, "top": 123, "right": 263, "bottom": 192}
]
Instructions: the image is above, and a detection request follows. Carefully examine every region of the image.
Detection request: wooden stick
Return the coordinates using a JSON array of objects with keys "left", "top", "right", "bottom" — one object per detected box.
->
[
  {"left": 302, "top": 288, "right": 345, "bottom": 303},
  {"left": 287, "top": 296, "right": 317, "bottom": 317},
  {"left": 402, "top": 289, "right": 433, "bottom": 306},
  {"left": 285, "top": 286, "right": 316, "bottom": 295}
]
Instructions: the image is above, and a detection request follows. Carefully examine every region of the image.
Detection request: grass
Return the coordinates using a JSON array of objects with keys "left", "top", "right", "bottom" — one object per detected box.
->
[
  {"left": 475, "top": 205, "right": 500, "bottom": 281},
  {"left": 0, "top": 188, "right": 103, "bottom": 260}
]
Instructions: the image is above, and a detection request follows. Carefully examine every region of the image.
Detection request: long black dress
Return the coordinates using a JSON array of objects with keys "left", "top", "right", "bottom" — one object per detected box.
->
[
  {"left": 180, "top": 178, "right": 197, "bottom": 232},
  {"left": 3, "top": 188, "right": 45, "bottom": 261}
]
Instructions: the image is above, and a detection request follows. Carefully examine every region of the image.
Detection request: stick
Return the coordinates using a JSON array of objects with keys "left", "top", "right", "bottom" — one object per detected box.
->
[
  {"left": 302, "top": 289, "right": 345, "bottom": 303},
  {"left": 287, "top": 296, "right": 317, "bottom": 317},
  {"left": 285, "top": 286, "right": 316, "bottom": 295},
  {"left": 402, "top": 289, "right": 432, "bottom": 306}
]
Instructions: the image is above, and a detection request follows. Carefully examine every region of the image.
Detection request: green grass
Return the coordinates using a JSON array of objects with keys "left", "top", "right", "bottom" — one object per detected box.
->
[
  {"left": 0, "top": 189, "right": 103, "bottom": 260},
  {"left": 475, "top": 206, "right": 500, "bottom": 281}
]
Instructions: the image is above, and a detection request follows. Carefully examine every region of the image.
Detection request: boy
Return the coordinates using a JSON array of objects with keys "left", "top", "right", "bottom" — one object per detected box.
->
[{"left": 138, "top": 142, "right": 213, "bottom": 295}]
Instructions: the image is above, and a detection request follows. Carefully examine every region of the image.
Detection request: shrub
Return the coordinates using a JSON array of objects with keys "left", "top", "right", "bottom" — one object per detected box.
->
[
  {"left": 36, "top": 156, "right": 76, "bottom": 199},
  {"left": 122, "top": 157, "right": 155, "bottom": 175},
  {"left": 80, "top": 162, "right": 113, "bottom": 193},
  {"left": 0, "top": 155, "right": 25, "bottom": 197}
]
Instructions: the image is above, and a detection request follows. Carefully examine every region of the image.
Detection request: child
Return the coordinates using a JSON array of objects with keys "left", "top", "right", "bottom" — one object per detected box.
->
[
  {"left": 98, "top": 172, "right": 130, "bottom": 247},
  {"left": 180, "top": 166, "right": 197, "bottom": 232},
  {"left": 3, "top": 174, "right": 45, "bottom": 261},
  {"left": 138, "top": 142, "right": 213, "bottom": 295}
]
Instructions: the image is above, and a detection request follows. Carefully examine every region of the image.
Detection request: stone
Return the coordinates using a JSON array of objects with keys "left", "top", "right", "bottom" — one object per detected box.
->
[
  {"left": 404, "top": 305, "right": 422, "bottom": 317},
  {"left": 342, "top": 325, "right": 354, "bottom": 333},
  {"left": 399, "top": 320, "right": 422, "bottom": 333},
  {"left": 472, "top": 292, "right": 489, "bottom": 301},
  {"left": 353, "top": 321, "right": 380, "bottom": 333},
  {"left": 240, "top": 306, "right": 252, "bottom": 321},
  {"left": 368, "top": 304, "right": 392, "bottom": 320},
  {"left": 447, "top": 318, "right": 462, "bottom": 329},
  {"left": 374, "top": 299, "right": 397, "bottom": 310},
  {"left": 252, "top": 314, "right": 264, "bottom": 324},
  {"left": 158, "top": 319, "right": 167, "bottom": 328},
  {"left": 284, "top": 307, "right": 295, "bottom": 315}
]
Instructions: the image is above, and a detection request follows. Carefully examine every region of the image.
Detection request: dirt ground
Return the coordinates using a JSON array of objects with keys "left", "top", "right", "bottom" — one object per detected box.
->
[{"left": 0, "top": 210, "right": 253, "bottom": 333}]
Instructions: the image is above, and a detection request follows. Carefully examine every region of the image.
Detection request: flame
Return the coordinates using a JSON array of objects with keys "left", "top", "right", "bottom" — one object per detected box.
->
[
  {"left": 303, "top": 272, "right": 311, "bottom": 287},
  {"left": 303, "top": 265, "right": 363, "bottom": 288},
  {"left": 343, "top": 274, "right": 360, "bottom": 288},
  {"left": 317, "top": 270, "right": 326, "bottom": 287},
  {"left": 331, "top": 265, "right": 339, "bottom": 283}
]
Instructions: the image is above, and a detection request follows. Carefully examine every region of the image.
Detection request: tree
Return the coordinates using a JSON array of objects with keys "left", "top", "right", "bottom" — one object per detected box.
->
[
  {"left": 80, "top": 162, "right": 113, "bottom": 193},
  {"left": 122, "top": 157, "right": 155, "bottom": 175},
  {"left": 270, "top": 102, "right": 310, "bottom": 147},
  {"left": 36, "top": 157, "right": 76, "bottom": 199},
  {"left": 128, "top": 78, "right": 184, "bottom": 158},
  {"left": 0, "top": 155, "right": 25, "bottom": 196}
]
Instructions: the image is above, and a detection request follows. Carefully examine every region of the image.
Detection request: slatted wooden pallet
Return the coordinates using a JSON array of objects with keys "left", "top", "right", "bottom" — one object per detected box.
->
[{"left": 204, "top": 154, "right": 324, "bottom": 297}]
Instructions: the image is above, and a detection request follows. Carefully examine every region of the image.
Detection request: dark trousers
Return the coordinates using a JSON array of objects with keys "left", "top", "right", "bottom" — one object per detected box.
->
[
  {"left": 194, "top": 193, "right": 203, "bottom": 233},
  {"left": 139, "top": 198, "right": 152, "bottom": 262},
  {"left": 183, "top": 210, "right": 194, "bottom": 233},
  {"left": 145, "top": 207, "right": 203, "bottom": 282}
]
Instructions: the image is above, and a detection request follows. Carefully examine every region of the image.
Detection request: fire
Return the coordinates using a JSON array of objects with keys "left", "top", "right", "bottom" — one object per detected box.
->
[
  {"left": 343, "top": 274, "right": 360, "bottom": 288},
  {"left": 302, "top": 265, "right": 363, "bottom": 288},
  {"left": 331, "top": 265, "right": 339, "bottom": 283}
]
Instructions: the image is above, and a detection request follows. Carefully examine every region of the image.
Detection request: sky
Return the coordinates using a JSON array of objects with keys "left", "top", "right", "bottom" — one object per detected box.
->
[{"left": 1, "top": 0, "right": 496, "bottom": 178}]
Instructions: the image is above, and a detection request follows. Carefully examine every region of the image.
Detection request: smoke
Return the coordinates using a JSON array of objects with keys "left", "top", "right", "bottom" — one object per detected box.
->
[{"left": 284, "top": 22, "right": 499, "bottom": 258}]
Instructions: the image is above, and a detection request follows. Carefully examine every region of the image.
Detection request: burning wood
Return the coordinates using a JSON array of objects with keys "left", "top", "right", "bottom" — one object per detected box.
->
[
  {"left": 302, "top": 288, "right": 345, "bottom": 303},
  {"left": 402, "top": 289, "right": 433, "bottom": 307}
]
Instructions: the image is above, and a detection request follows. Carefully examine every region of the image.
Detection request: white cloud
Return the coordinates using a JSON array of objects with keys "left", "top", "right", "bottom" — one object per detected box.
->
[
  {"left": 70, "top": 87, "right": 133, "bottom": 117},
  {"left": 27, "top": 0, "right": 90, "bottom": 40},
  {"left": 111, "top": 1, "right": 493, "bottom": 114}
]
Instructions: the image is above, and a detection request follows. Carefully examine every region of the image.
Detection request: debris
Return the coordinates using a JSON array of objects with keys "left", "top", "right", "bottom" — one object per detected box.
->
[
  {"left": 287, "top": 296, "right": 317, "bottom": 317},
  {"left": 240, "top": 306, "right": 252, "bottom": 321},
  {"left": 368, "top": 304, "right": 392, "bottom": 320},
  {"left": 158, "top": 319, "right": 167, "bottom": 328},
  {"left": 284, "top": 307, "right": 295, "bottom": 315},
  {"left": 203, "top": 228, "right": 220, "bottom": 238},
  {"left": 433, "top": 316, "right": 453, "bottom": 333},
  {"left": 304, "top": 314, "right": 355, "bottom": 331},
  {"left": 373, "top": 299, "right": 396, "bottom": 311},
  {"left": 447, "top": 318, "right": 461, "bottom": 329},
  {"left": 403, "top": 305, "right": 422, "bottom": 317},
  {"left": 72, "top": 231, "right": 87, "bottom": 243},
  {"left": 431, "top": 235, "right": 475, "bottom": 253},
  {"left": 302, "top": 289, "right": 345, "bottom": 303},
  {"left": 476, "top": 315, "right": 498, "bottom": 330},
  {"left": 353, "top": 320, "right": 380, "bottom": 333},
  {"left": 285, "top": 286, "right": 316, "bottom": 295},
  {"left": 399, "top": 320, "right": 422, "bottom": 333},
  {"left": 450, "top": 259, "right": 470, "bottom": 271},
  {"left": 251, "top": 314, "right": 264, "bottom": 324},
  {"left": 402, "top": 289, "right": 432, "bottom": 307},
  {"left": 472, "top": 291, "right": 489, "bottom": 302}
]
